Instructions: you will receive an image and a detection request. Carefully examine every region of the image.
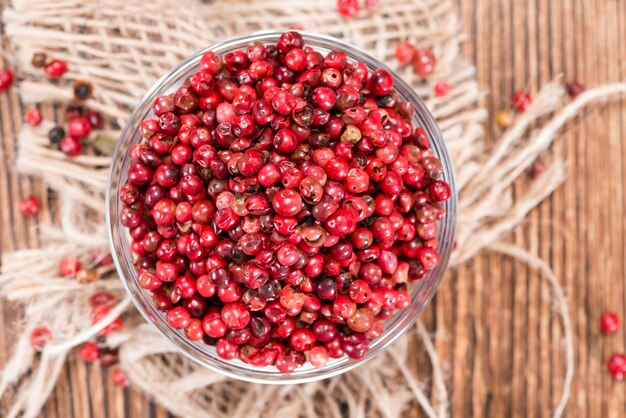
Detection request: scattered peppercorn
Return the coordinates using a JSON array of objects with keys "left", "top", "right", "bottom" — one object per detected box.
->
[
  {"left": 76, "top": 269, "right": 100, "bottom": 284},
  {"left": 68, "top": 116, "right": 92, "bottom": 138},
  {"left": 73, "top": 80, "right": 93, "bottom": 101},
  {"left": 413, "top": 48, "right": 436, "bottom": 76},
  {"left": 26, "top": 109, "right": 43, "bottom": 126},
  {"left": 45, "top": 59, "right": 68, "bottom": 79},
  {"left": 60, "top": 136, "right": 82, "bottom": 156},
  {"left": 0, "top": 68, "right": 14, "bottom": 91},
  {"left": 99, "top": 348, "right": 120, "bottom": 367},
  {"left": 119, "top": 31, "right": 452, "bottom": 373},
  {"left": 607, "top": 353, "right": 626, "bottom": 381},
  {"left": 66, "top": 104, "right": 85, "bottom": 120},
  {"left": 529, "top": 160, "right": 546, "bottom": 179},
  {"left": 395, "top": 41, "right": 415, "bottom": 65},
  {"left": 79, "top": 341, "right": 101, "bottom": 362},
  {"left": 30, "top": 326, "right": 52, "bottom": 351},
  {"left": 91, "top": 304, "right": 123, "bottom": 336},
  {"left": 566, "top": 80, "right": 585, "bottom": 98},
  {"left": 433, "top": 81, "right": 451, "bottom": 97},
  {"left": 89, "top": 290, "right": 116, "bottom": 307},
  {"left": 111, "top": 368, "right": 129, "bottom": 387},
  {"left": 512, "top": 91, "right": 532, "bottom": 112},
  {"left": 337, "top": 0, "right": 359, "bottom": 17},
  {"left": 86, "top": 109, "right": 104, "bottom": 129},
  {"left": 495, "top": 110, "right": 513, "bottom": 128},
  {"left": 600, "top": 311, "right": 620, "bottom": 334},
  {"left": 31, "top": 52, "right": 48, "bottom": 68},
  {"left": 48, "top": 126, "right": 66, "bottom": 145},
  {"left": 59, "top": 256, "right": 81, "bottom": 276},
  {"left": 19, "top": 196, "right": 40, "bottom": 217}
]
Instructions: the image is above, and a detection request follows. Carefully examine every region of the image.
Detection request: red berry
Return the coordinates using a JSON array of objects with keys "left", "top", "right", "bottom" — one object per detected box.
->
[
  {"left": 607, "top": 354, "right": 626, "bottom": 381},
  {"left": 308, "top": 346, "right": 330, "bottom": 367},
  {"left": 433, "top": 81, "right": 451, "bottom": 97},
  {"left": 0, "top": 68, "right": 14, "bottom": 91},
  {"left": 367, "top": 69, "right": 394, "bottom": 96},
  {"left": 79, "top": 342, "right": 101, "bottom": 362},
  {"left": 68, "top": 116, "right": 92, "bottom": 138},
  {"left": 527, "top": 160, "right": 546, "bottom": 180},
  {"left": 89, "top": 291, "right": 116, "bottom": 307},
  {"left": 202, "top": 311, "right": 227, "bottom": 338},
  {"left": 413, "top": 48, "right": 436, "bottom": 76},
  {"left": 200, "top": 51, "right": 224, "bottom": 75},
  {"left": 19, "top": 196, "right": 40, "bottom": 217},
  {"left": 111, "top": 368, "right": 129, "bottom": 387},
  {"left": 341, "top": 333, "right": 369, "bottom": 359},
  {"left": 512, "top": 91, "right": 532, "bottom": 112},
  {"left": 277, "top": 31, "right": 304, "bottom": 54},
  {"left": 185, "top": 318, "right": 204, "bottom": 341},
  {"left": 60, "top": 136, "right": 82, "bottom": 156},
  {"left": 30, "top": 326, "right": 52, "bottom": 351},
  {"left": 166, "top": 306, "right": 192, "bottom": 329},
  {"left": 566, "top": 80, "right": 585, "bottom": 98},
  {"left": 418, "top": 247, "right": 440, "bottom": 270},
  {"left": 86, "top": 109, "right": 104, "bottom": 129},
  {"left": 348, "top": 280, "right": 372, "bottom": 303},
  {"left": 59, "top": 256, "right": 81, "bottom": 276},
  {"left": 45, "top": 60, "right": 68, "bottom": 79},
  {"left": 91, "top": 305, "right": 124, "bottom": 335},
  {"left": 216, "top": 338, "right": 239, "bottom": 360},
  {"left": 337, "top": 0, "right": 359, "bottom": 17},
  {"left": 428, "top": 180, "right": 451, "bottom": 202},
  {"left": 600, "top": 312, "right": 620, "bottom": 334},
  {"left": 272, "top": 189, "right": 302, "bottom": 217},
  {"left": 290, "top": 328, "right": 316, "bottom": 351},
  {"left": 26, "top": 109, "right": 43, "bottom": 126},
  {"left": 395, "top": 41, "right": 415, "bottom": 65},
  {"left": 221, "top": 303, "right": 251, "bottom": 330}
]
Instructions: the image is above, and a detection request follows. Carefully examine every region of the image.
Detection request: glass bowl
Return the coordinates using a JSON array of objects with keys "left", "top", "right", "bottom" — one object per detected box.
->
[{"left": 106, "top": 30, "right": 457, "bottom": 384}]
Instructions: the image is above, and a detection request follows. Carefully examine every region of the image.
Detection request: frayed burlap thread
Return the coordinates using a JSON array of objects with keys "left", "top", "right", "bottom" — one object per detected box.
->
[{"left": 2, "top": 0, "right": 625, "bottom": 417}]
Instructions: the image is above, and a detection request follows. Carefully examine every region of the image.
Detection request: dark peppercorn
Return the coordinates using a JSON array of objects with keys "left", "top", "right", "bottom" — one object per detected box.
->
[
  {"left": 48, "top": 126, "right": 65, "bottom": 145},
  {"left": 73, "top": 80, "right": 93, "bottom": 101}
]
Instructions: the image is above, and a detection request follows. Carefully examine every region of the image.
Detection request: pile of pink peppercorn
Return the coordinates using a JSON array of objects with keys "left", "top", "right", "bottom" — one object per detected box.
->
[{"left": 119, "top": 31, "right": 451, "bottom": 372}]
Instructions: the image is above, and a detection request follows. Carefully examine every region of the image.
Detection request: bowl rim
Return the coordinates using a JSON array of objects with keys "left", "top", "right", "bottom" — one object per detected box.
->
[{"left": 106, "top": 29, "right": 457, "bottom": 384}]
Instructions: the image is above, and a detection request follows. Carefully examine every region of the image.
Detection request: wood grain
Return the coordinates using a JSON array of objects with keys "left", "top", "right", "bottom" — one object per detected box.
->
[{"left": 1, "top": 0, "right": 625, "bottom": 417}]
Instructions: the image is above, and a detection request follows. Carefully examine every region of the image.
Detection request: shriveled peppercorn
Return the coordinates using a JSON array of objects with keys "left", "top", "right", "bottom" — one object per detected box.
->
[{"left": 31, "top": 52, "right": 48, "bottom": 68}]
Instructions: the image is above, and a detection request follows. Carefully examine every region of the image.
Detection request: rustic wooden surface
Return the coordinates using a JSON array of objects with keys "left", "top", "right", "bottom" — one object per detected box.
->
[{"left": 1, "top": 0, "right": 626, "bottom": 417}]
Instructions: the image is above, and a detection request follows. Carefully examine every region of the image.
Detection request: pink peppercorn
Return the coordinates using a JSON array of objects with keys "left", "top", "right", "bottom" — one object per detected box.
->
[
  {"left": 607, "top": 354, "right": 626, "bottom": 381},
  {"left": 433, "top": 81, "right": 451, "bottom": 97},
  {"left": 395, "top": 41, "right": 415, "bottom": 65},
  {"left": 30, "top": 326, "right": 53, "bottom": 351},
  {"left": 337, "top": 0, "right": 359, "bottom": 18},
  {"left": 512, "top": 91, "right": 532, "bottom": 112},
  {"left": 45, "top": 60, "right": 68, "bottom": 79},
  {"left": 600, "top": 312, "right": 620, "bottom": 334},
  {"left": 19, "top": 196, "right": 40, "bottom": 217},
  {"left": 111, "top": 368, "right": 129, "bottom": 387},
  {"left": 0, "top": 68, "right": 13, "bottom": 91},
  {"left": 117, "top": 32, "right": 453, "bottom": 373},
  {"left": 79, "top": 342, "right": 101, "bottom": 362},
  {"left": 26, "top": 109, "right": 43, "bottom": 126}
]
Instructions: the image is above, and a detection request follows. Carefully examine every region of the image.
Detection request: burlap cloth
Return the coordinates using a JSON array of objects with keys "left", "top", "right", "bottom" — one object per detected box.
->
[{"left": 2, "top": 1, "right": 626, "bottom": 417}]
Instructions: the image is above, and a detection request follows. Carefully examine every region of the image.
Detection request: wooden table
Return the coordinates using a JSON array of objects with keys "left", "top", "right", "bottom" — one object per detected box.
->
[{"left": 1, "top": 0, "right": 625, "bottom": 417}]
